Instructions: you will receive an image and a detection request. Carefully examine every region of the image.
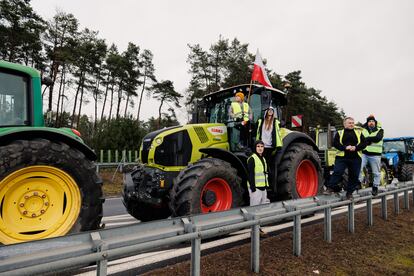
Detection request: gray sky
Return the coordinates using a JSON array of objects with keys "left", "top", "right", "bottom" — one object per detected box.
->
[{"left": 31, "top": 0, "right": 414, "bottom": 137}]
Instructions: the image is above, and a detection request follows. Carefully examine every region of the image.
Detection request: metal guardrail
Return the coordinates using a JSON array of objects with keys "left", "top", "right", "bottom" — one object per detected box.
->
[
  {"left": 1, "top": 182, "right": 413, "bottom": 276},
  {"left": 95, "top": 162, "right": 138, "bottom": 173}
]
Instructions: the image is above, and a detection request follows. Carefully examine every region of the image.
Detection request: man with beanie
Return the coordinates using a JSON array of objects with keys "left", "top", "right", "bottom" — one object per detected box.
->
[
  {"left": 359, "top": 115, "right": 384, "bottom": 196},
  {"left": 230, "top": 90, "right": 252, "bottom": 148},
  {"left": 324, "top": 117, "right": 367, "bottom": 199}
]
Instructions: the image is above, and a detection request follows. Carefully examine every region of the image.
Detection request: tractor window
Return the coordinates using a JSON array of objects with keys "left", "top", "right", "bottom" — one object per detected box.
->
[
  {"left": 250, "top": 94, "right": 261, "bottom": 122},
  {"left": 208, "top": 98, "right": 232, "bottom": 123},
  {"left": 0, "top": 71, "right": 28, "bottom": 126},
  {"left": 383, "top": 141, "right": 405, "bottom": 153}
]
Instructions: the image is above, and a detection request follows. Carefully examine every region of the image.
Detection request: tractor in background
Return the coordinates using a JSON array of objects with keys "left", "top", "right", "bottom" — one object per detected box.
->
[
  {"left": 123, "top": 84, "right": 323, "bottom": 221},
  {"left": 0, "top": 60, "right": 104, "bottom": 244},
  {"left": 382, "top": 137, "right": 414, "bottom": 182}
]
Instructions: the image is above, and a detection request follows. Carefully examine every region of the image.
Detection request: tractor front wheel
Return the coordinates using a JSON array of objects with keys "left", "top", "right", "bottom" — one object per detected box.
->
[
  {"left": 0, "top": 139, "right": 103, "bottom": 244},
  {"left": 169, "top": 158, "right": 243, "bottom": 217}
]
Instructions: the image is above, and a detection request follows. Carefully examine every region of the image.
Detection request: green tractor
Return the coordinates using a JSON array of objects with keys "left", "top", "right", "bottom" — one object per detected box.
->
[
  {"left": 123, "top": 84, "right": 323, "bottom": 221},
  {"left": 0, "top": 60, "right": 103, "bottom": 244}
]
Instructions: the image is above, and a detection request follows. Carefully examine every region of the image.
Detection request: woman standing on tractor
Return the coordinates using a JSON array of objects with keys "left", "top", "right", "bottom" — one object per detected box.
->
[
  {"left": 256, "top": 107, "right": 283, "bottom": 162},
  {"left": 255, "top": 106, "right": 283, "bottom": 185}
]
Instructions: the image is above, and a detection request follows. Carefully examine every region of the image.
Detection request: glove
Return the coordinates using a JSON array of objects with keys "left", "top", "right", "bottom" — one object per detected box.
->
[{"left": 250, "top": 187, "right": 256, "bottom": 193}]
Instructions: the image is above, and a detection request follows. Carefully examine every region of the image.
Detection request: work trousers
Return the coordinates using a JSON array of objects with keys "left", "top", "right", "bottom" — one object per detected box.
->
[
  {"left": 327, "top": 157, "right": 362, "bottom": 195},
  {"left": 249, "top": 189, "right": 270, "bottom": 206},
  {"left": 359, "top": 155, "right": 381, "bottom": 187}
]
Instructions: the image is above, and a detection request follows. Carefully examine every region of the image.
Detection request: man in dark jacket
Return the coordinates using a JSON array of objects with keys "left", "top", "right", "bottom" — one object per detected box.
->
[
  {"left": 324, "top": 117, "right": 367, "bottom": 199},
  {"left": 359, "top": 115, "right": 384, "bottom": 196}
]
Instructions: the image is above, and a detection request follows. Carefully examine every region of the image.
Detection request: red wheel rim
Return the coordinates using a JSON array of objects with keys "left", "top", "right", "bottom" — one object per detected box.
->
[
  {"left": 200, "top": 178, "right": 232, "bottom": 213},
  {"left": 296, "top": 160, "right": 318, "bottom": 197}
]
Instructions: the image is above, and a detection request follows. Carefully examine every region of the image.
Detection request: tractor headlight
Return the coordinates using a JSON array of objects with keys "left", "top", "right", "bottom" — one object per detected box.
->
[
  {"left": 388, "top": 158, "right": 393, "bottom": 166},
  {"left": 155, "top": 138, "right": 163, "bottom": 145}
]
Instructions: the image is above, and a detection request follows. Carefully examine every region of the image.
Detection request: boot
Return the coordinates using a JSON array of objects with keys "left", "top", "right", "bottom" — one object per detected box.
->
[{"left": 372, "top": 186, "right": 378, "bottom": 196}]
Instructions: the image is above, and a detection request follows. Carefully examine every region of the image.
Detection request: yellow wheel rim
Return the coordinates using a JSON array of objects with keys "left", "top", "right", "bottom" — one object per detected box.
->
[
  {"left": 0, "top": 166, "right": 81, "bottom": 244},
  {"left": 380, "top": 167, "right": 387, "bottom": 186},
  {"left": 361, "top": 168, "right": 369, "bottom": 189}
]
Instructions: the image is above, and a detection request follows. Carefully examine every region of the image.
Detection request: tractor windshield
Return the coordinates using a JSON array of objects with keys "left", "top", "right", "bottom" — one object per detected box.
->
[
  {"left": 383, "top": 141, "right": 405, "bottom": 153},
  {"left": 0, "top": 71, "right": 28, "bottom": 126},
  {"left": 207, "top": 93, "right": 263, "bottom": 124}
]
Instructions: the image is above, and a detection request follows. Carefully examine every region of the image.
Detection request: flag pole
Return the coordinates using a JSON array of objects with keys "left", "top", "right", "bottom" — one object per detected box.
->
[{"left": 247, "top": 79, "right": 253, "bottom": 104}]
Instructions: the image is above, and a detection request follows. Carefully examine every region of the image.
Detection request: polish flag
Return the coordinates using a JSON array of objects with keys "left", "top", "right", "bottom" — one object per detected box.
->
[{"left": 251, "top": 49, "right": 273, "bottom": 88}]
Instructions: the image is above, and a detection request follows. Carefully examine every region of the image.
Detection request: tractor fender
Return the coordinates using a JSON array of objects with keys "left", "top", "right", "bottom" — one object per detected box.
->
[
  {"left": 199, "top": 148, "right": 248, "bottom": 182},
  {"left": 0, "top": 129, "right": 96, "bottom": 161},
  {"left": 276, "top": 131, "right": 318, "bottom": 164}
]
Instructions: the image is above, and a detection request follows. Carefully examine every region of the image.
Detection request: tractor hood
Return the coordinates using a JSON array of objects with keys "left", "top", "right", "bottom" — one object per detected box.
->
[
  {"left": 383, "top": 152, "right": 399, "bottom": 168},
  {"left": 139, "top": 123, "right": 229, "bottom": 170}
]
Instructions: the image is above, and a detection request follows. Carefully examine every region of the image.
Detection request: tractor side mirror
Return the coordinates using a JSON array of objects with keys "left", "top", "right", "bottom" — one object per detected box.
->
[{"left": 41, "top": 76, "right": 53, "bottom": 87}]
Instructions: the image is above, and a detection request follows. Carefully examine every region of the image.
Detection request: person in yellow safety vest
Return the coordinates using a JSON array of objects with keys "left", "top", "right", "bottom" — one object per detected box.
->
[
  {"left": 324, "top": 117, "right": 367, "bottom": 200},
  {"left": 230, "top": 91, "right": 252, "bottom": 148},
  {"left": 256, "top": 106, "right": 283, "bottom": 184},
  {"left": 359, "top": 115, "right": 384, "bottom": 196},
  {"left": 247, "top": 140, "right": 270, "bottom": 206}
]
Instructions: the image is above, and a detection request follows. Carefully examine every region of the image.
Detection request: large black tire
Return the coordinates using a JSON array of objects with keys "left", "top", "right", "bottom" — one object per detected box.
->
[
  {"left": 169, "top": 158, "right": 244, "bottom": 217},
  {"left": 125, "top": 166, "right": 171, "bottom": 221},
  {"left": 0, "top": 139, "right": 103, "bottom": 244},
  {"left": 398, "top": 164, "right": 413, "bottom": 182},
  {"left": 277, "top": 143, "right": 323, "bottom": 200}
]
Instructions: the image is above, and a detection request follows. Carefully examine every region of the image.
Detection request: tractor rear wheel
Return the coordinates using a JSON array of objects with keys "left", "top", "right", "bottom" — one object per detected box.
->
[
  {"left": 398, "top": 164, "right": 413, "bottom": 182},
  {"left": 124, "top": 166, "right": 171, "bottom": 222},
  {"left": 169, "top": 158, "right": 243, "bottom": 217},
  {"left": 277, "top": 143, "right": 323, "bottom": 199},
  {"left": 0, "top": 139, "right": 103, "bottom": 245}
]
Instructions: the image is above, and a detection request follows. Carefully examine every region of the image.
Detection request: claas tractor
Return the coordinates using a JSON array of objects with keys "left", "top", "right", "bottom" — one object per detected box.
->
[
  {"left": 123, "top": 84, "right": 323, "bottom": 221},
  {"left": 0, "top": 60, "right": 103, "bottom": 244}
]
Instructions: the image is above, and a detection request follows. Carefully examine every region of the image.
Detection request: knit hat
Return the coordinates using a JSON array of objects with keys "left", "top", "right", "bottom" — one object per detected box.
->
[
  {"left": 235, "top": 92, "right": 244, "bottom": 101},
  {"left": 366, "top": 114, "right": 377, "bottom": 123}
]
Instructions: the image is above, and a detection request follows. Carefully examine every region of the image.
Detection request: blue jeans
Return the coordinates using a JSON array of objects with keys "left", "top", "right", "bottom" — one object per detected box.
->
[
  {"left": 327, "top": 157, "right": 362, "bottom": 194},
  {"left": 359, "top": 155, "right": 381, "bottom": 187}
]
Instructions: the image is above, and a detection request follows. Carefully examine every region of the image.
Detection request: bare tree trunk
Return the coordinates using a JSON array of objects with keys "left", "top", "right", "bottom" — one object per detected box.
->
[
  {"left": 116, "top": 88, "right": 122, "bottom": 119},
  {"left": 93, "top": 72, "right": 101, "bottom": 129},
  {"left": 158, "top": 99, "right": 164, "bottom": 128},
  {"left": 108, "top": 83, "right": 115, "bottom": 122},
  {"left": 55, "top": 64, "right": 66, "bottom": 126},
  {"left": 124, "top": 93, "right": 130, "bottom": 117},
  {"left": 71, "top": 72, "right": 83, "bottom": 127},
  {"left": 100, "top": 76, "right": 111, "bottom": 121},
  {"left": 137, "top": 73, "right": 147, "bottom": 123},
  {"left": 76, "top": 86, "right": 85, "bottom": 128}
]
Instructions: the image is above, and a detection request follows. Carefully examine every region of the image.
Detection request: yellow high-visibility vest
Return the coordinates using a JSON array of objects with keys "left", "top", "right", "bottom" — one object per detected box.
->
[
  {"left": 336, "top": 129, "right": 362, "bottom": 158},
  {"left": 231, "top": 102, "right": 249, "bottom": 121},
  {"left": 362, "top": 128, "right": 383, "bottom": 154},
  {"left": 256, "top": 118, "right": 283, "bottom": 148},
  {"left": 247, "top": 154, "right": 268, "bottom": 188}
]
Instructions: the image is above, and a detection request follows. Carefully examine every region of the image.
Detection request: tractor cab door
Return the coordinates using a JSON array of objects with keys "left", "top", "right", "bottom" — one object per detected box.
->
[{"left": 0, "top": 70, "right": 29, "bottom": 127}]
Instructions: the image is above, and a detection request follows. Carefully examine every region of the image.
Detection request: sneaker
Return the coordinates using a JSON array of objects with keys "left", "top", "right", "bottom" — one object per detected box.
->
[
  {"left": 346, "top": 193, "right": 353, "bottom": 200},
  {"left": 323, "top": 188, "right": 336, "bottom": 195},
  {"left": 372, "top": 186, "right": 378, "bottom": 196}
]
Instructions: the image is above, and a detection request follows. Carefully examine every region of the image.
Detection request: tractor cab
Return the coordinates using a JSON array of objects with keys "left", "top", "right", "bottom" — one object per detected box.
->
[{"left": 196, "top": 84, "right": 287, "bottom": 152}]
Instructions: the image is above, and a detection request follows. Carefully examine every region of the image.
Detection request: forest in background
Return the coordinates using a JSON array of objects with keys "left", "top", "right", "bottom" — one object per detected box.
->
[{"left": 0, "top": 0, "right": 344, "bottom": 151}]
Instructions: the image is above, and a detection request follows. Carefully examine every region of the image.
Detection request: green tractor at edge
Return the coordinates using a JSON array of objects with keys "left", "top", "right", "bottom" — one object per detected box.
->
[
  {"left": 123, "top": 84, "right": 323, "bottom": 221},
  {"left": 0, "top": 60, "right": 104, "bottom": 244}
]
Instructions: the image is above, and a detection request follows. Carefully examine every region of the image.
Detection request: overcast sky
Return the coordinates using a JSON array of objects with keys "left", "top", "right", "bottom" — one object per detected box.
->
[{"left": 31, "top": 0, "right": 414, "bottom": 137}]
